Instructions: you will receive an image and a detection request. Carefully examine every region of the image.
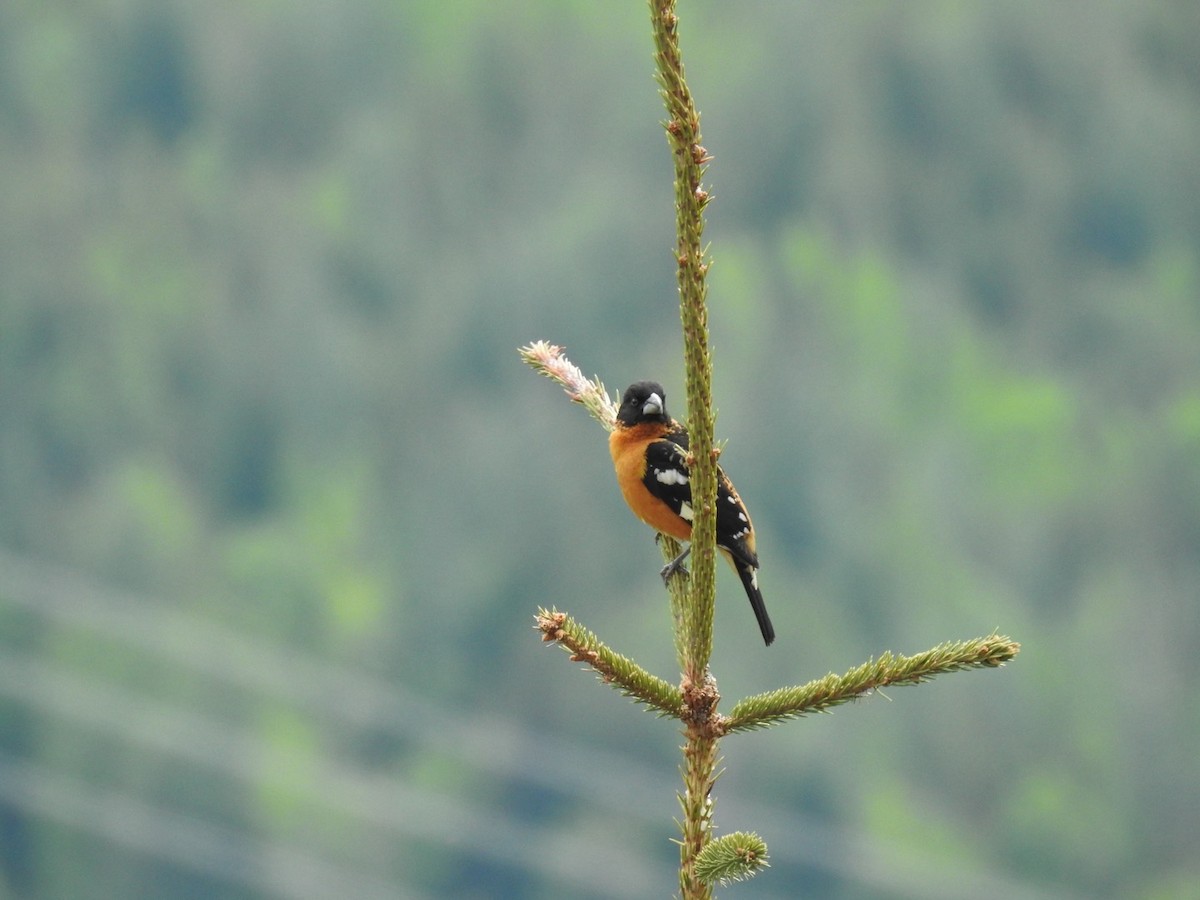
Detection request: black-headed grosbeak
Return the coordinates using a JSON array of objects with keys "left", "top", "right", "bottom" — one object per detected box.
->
[{"left": 609, "top": 381, "right": 775, "bottom": 646}]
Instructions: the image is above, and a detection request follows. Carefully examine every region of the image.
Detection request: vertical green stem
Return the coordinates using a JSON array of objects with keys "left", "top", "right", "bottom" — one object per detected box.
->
[
  {"left": 678, "top": 731, "right": 718, "bottom": 900},
  {"left": 649, "top": 0, "right": 715, "bottom": 678},
  {"left": 650, "top": 2, "right": 720, "bottom": 897}
]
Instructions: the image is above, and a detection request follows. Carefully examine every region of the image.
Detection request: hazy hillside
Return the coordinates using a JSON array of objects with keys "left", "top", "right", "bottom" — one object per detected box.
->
[{"left": 1, "top": 2, "right": 1198, "bottom": 897}]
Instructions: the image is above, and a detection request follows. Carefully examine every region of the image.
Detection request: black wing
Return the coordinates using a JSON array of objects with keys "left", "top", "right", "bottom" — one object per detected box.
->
[
  {"left": 715, "top": 469, "right": 758, "bottom": 568},
  {"left": 641, "top": 437, "right": 695, "bottom": 526},
  {"left": 642, "top": 430, "right": 759, "bottom": 570}
]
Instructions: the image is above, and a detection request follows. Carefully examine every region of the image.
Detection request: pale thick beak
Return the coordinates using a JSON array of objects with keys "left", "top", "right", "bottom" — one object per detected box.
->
[{"left": 642, "top": 393, "right": 663, "bottom": 417}]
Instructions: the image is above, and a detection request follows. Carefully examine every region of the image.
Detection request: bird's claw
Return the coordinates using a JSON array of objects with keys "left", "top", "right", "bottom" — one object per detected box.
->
[{"left": 659, "top": 546, "right": 692, "bottom": 585}]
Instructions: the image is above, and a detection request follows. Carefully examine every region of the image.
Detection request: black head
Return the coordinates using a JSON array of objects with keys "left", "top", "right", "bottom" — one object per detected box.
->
[{"left": 616, "top": 381, "right": 670, "bottom": 427}]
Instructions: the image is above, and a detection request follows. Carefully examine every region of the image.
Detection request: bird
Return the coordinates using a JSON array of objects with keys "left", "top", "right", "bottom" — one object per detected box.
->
[{"left": 608, "top": 380, "right": 774, "bottom": 645}]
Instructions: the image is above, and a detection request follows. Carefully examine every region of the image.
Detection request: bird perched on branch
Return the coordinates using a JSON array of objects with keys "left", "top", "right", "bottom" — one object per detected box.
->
[{"left": 609, "top": 381, "right": 774, "bottom": 646}]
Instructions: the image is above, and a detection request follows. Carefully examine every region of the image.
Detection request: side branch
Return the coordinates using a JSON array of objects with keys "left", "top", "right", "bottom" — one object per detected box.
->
[
  {"left": 721, "top": 634, "right": 1021, "bottom": 734},
  {"left": 520, "top": 340, "right": 618, "bottom": 431},
  {"left": 536, "top": 609, "right": 685, "bottom": 718}
]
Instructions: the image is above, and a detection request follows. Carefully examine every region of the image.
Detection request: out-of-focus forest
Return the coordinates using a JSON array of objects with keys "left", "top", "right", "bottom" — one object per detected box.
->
[{"left": 1, "top": 1, "right": 1198, "bottom": 897}]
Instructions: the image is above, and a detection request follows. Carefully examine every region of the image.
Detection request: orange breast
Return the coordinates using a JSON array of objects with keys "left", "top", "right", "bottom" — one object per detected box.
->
[{"left": 609, "top": 425, "right": 694, "bottom": 542}]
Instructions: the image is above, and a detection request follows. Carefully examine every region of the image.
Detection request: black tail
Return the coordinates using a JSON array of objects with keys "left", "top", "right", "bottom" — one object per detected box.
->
[{"left": 734, "top": 559, "right": 774, "bottom": 646}]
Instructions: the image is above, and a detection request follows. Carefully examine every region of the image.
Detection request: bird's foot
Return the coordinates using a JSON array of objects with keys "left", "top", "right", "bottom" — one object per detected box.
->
[{"left": 659, "top": 546, "right": 692, "bottom": 585}]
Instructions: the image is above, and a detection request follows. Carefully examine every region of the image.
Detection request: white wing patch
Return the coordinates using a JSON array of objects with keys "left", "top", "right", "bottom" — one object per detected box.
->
[
  {"left": 655, "top": 467, "right": 689, "bottom": 486},
  {"left": 679, "top": 501, "right": 694, "bottom": 522}
]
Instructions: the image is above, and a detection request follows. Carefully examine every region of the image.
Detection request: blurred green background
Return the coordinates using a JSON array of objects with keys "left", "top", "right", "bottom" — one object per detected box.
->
[{"left": 2, "top": 1, "right": 1198, "bottom": 897}]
